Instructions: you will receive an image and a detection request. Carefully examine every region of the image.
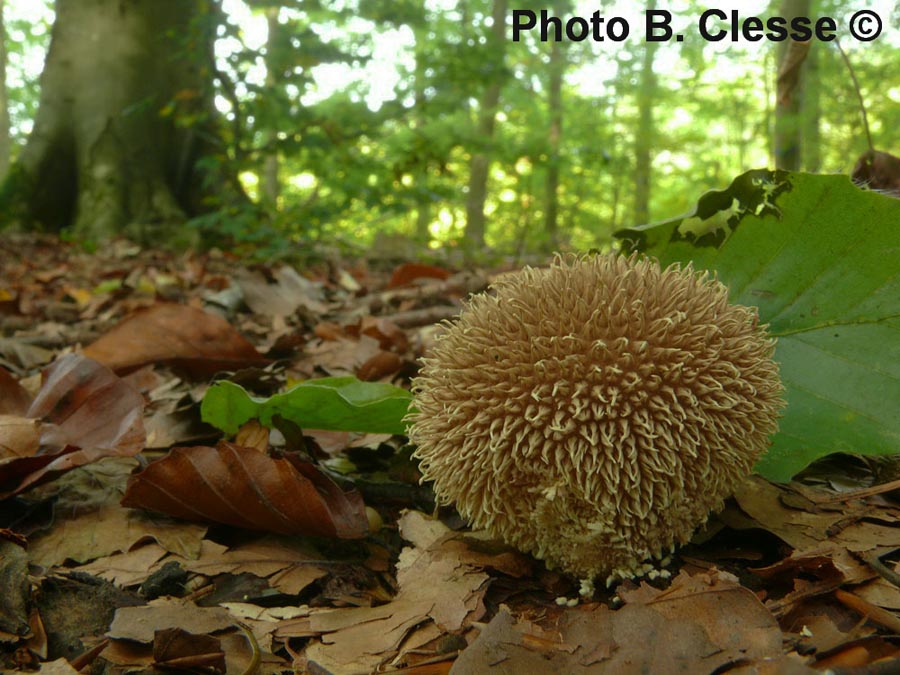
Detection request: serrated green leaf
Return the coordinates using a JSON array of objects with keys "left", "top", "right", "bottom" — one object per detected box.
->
[
  {"left": 201, "top": 377, "right": 412, "bottom": 436},
  {"left": 616, "top": 170, "right": 900, "bottom": 482}
]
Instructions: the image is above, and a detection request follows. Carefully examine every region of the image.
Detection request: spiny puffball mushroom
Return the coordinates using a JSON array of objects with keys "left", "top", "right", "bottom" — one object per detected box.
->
[{"left": 408, "top": 253, "right": 784, "bottom": 580}]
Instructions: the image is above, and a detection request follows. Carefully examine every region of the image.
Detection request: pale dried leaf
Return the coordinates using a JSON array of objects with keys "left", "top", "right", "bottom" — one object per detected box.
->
[
  {"left": 28, "top": 506, "right": 205, "bottom": 568},
  {"left": 109, "top": 598, "right": 234, "bottom": 643}
]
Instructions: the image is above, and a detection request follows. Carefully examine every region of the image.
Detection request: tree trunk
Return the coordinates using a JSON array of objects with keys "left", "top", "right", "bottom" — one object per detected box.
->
[
  {"left": 2, "top": 0, "right": 234, "bottom": 242},
  {"left": 634, "top": 36, "right": 657, "bottom": 226},
  {"left": 543, "top": 25, "right": 564, "bottom": 247},
  {"left": 463, "top": 0, "right": 507, "bottom": 250},
  {"left": 774, "top": 0, "right": 810, "bottom": 171},
  {"left": 802, "top": 41, "right": 820, "bottom": 172},
  {"left": 260, "top": 6, "right": 281, "bottom": 209},
  {"left": 412, "top": 21, "right": 431, "bottom": 243},
  {"left": 0, "top": 0, "right": 10, "bottom": 180}
]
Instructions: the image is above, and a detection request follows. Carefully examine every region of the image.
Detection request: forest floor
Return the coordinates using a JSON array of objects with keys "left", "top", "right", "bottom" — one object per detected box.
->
[{"left": 2, "top": 233, "right": 900, "bottom": 674}]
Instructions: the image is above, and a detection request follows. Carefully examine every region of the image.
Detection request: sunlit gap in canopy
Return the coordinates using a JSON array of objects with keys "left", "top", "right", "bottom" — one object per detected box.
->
[{"left": 217, "top": 0, "right": 415, "bottom": 114}]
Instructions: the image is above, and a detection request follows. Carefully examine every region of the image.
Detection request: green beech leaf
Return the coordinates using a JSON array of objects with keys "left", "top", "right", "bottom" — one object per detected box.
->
[
  {"left": 616, "top": 170, "right": 900, "bottom": 482},
  {"left": 201, "top": 377, "right": 412, "bottom": 436}
]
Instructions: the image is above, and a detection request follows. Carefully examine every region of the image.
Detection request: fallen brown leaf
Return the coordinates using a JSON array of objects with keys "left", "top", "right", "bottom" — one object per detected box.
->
[
  {"left": 83, "top": 303, "right": 269, "bottom": 377},
  {"left": 387, "top": 262, "right": 451, "bottom": 289},
  {"left": 349, "top": 316, "right": 409, "bottom": 352},
  {"left": 109, "top": 598, "right": 235, "bottom": 643},
  {"left": 299, "top": 335, "right": 381, "bottom": 377},
  {"left": 0, "top": 416, "right": 41, "bottom": 460},
  {"left": 729, "top": 476, "right": 900, "bottom": 557},
  {"left": 457, "top": 569, "right": 788, "bottom": 674},
  {"left": 27, "top": 505, "right": 206, "bottom": 568},
  {"left": 27, "top": 353, "right": 145, "bottom": 453},
  {"left": 74, "top": 542, "right": 171, "bottom": 587},
  {"left": 815, "top": 636, "right": 900, "bottom": 670},
  {"left": 0, "top": 368, "right": 31, "bottom": 415},
  {"left": 121, "top": 442, "right": 369, "bottom": 538},
  {"left": 279, "top": 511, "right": 497, "bottom": 674},
  {"left": 32, "top": 659, "right": 81, "bottom": 675},
  {"left": 237, "top": 266, "right": 329, "bottom": 317},
  {"left": 0, "top": 337, "right": 55, "bottom": 371},
  {"left": 357, "top": 350, "right": 403, "bottom": 381},
  {"left": 152, "top": 628, "right": 225, "bottom": 674},
  {"left": 834, "top": 588, "right": 900, "bottom": 634},
  {"left": 154, "top": 536, "right": 327, "bottom": 596},
  {"left": 0, "top": 354, "right": 145, "bottom": 498},
  {"left": 855, "top": 574, "right": 900, "bottom": 610}
]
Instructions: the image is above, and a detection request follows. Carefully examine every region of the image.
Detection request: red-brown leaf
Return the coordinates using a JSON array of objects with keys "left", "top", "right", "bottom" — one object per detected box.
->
[
  {"left": 121, "top": 442, "right": 369, "bottom": 539},
  {"left": 83, "top": 303, "right": 269, "bottom": 377},
  {"left": 0, "top": 354, "right": 145, "bottom": 498},
  {"left": 357, "top": 316, "right": 408, "bottom": 352},
  {"left": 357, "top": 350, "right": 403, "bottom": 382},
  {"left": 387, "top": 262, "right": 451, "bottom": 289},
  {"left": 28, "top": 353, "right": 145, "bottom": 453},
  {"left": 0, "top": 368, "right": 31, "bottom": 415}
]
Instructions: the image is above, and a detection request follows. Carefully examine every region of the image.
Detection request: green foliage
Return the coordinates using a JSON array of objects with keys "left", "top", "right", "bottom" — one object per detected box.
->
[
  {"left": 173, "top": 1, "right": 900, "bottom": 253},
  {"left": 4, "top": 1, "right": 54, "bottom": 149},
  {"left": 201, "top": 377, "right": 413, "bottom": 436},
  {"left": 59, "top": 228, "right": 98, "bottom": 253},
  {"left": 9, "top": 0, "right": 900, "bottom": 255},
  {"left": 186, "top": 202, "right": 292, "bottom": 260},
  {"left": 617, "top": 170, "right": 900, "bottom": 482}
]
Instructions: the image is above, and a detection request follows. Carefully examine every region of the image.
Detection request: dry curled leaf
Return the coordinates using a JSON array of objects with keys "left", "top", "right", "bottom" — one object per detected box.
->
[
  {"left": 121, "top": 441, "right": 369, "bottom": 538},
  {"left": 0, "top": 354, "right": 145, "bottom": 498}
]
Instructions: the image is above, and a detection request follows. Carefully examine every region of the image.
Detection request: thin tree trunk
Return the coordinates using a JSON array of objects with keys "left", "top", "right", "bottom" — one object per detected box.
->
[
  {"left": 463, "top": 0, "right": 507, "bottom": 250},
  {"left": 764, "top": 51, "right": 774, "bottom": 167},
  {"left": 261, "top": 6, "right": 281, "bottom": 208},
  {"left": 607, "top": 92, "right": 621, "bottom": 232},
  {"left": 543, "top": 27, "right": 563, "bottom": 247},
  {"left": 774, "top": 0, "right": 810, "bottom": 170},
  {"left": 413, "top": 21, "right": 431, "bottom": 243},
  {"left": 803, "top": 41, "right": 821, "bottom": 172},
  {"left": 610, "top": 179, "right": 621, "bottom": 232},
  {"left": 0, "top": 0, "right": 10, "bottom": 180},
  {"left": 633, "top": 36, "right": 657, "bottom": 226},
  {"left": 414, "top": 197, "right": 431, "bottom": 242},
  {"left": 514, "top": 166, "right": 533, "bottom": 260},
  {"left": 734, "top": 97, "right": 745, "bottom": 169}
]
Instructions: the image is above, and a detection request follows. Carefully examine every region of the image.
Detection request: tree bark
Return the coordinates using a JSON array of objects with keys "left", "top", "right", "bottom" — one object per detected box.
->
[
  {"left": 412, "top": 19, "right": 431, "bottom": 243},
  {"left": 463, "top": 0, "right": 507, "bottom": 250},
  {"left": 633, "top": 36, "right": 657, "bottom": 226},
  {"left": 543, "top": 23, "right": 564, "bottom": 247},
  {"left": 774, "top": 0, "right": 810, "bottom": 171},
  {"left": 2, "top": 0, "right": 235, "bottom": 242},
  {"left": 260, "top": 6, "right": 281, "bottom": 209},
  {"left": 0, "top": 0, "right": 10, "bottom": 180},
  {"left": 802, "top": 41, "right": 820, "bottom": 172}
]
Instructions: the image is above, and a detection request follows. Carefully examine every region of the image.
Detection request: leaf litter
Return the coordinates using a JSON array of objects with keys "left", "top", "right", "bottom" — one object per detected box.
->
[{"left": 1, "top": 219, "right": 900, "bottom": 673}]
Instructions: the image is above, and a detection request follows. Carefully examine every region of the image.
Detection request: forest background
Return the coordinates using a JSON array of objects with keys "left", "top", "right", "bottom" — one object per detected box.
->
[{"left": 0, "top": 0, "right": 897, "bottom": 258}]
